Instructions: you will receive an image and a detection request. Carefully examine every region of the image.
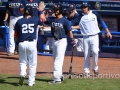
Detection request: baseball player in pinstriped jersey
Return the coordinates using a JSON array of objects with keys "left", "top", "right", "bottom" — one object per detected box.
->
[
  {"left": 4, "top": 0, "right": 24, "bottom": 56},
  {"left": 79, "top": 2, "right": 112, "bottom": 76}
]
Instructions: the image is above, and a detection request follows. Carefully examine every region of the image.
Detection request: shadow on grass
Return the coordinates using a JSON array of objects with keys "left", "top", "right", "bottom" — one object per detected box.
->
[
  {"left": 36, "top": 72, "right": 69, "bottom": 75},
  {"left": 6, "top": 76, "right": 53, "bottom": 85},
  {"left": 0, "top": 77, "right": 20, "bottom": 86},
  {"left": 35, "top": 78, "right": 52, "bottom": 83}
]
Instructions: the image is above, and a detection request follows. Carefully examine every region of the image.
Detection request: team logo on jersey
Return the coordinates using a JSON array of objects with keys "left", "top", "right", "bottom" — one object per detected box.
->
[
  {"left": 95, "top": 2, "right": 101, "bottom": 10},
  {"left": 92, "top": 18, "right": 95, "bottom": 21},
  {"left": 52, "top": 22, "right": 63, "bottom": 28},
  {"left": 26, "top": 3, "right": 38, "bottom": 8},
  {"left": 9, "top": 3, "right": 21, "bottom": 8}
]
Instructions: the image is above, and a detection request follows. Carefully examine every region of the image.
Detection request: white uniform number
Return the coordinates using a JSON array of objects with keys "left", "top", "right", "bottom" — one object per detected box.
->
[{"left": 22, "top": 24, "right": 34, "bottom": 33}]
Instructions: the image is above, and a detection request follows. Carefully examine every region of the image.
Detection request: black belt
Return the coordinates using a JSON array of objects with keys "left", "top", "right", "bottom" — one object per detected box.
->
[
  {"left": 20, "top": 39, "right": 34, "bottom": 42},
  {"left": 27, "top": 39, "right": 34, "bottom": 41},
  {"left": 54, "top": 38, "right": 62, "bottom": 40}
]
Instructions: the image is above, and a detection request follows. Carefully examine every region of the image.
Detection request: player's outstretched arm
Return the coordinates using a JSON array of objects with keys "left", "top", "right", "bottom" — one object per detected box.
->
[
  {"left": 93, "top": 11, "right": 112, "bottom": 39},
  {"left": 72, "top": 25, "right": 80, "bottom": 30},
  {"left": 38, "top": 1, "right": 46, "bottom": 21}
]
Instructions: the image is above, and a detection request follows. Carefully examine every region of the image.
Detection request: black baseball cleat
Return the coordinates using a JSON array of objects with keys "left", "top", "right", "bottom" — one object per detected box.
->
[
  {"left": 48, "top": 81, "right": 61, "bottom": 84},
  {"left": 93, "top": 70, "right": 99, "bottom": 75},
  {"left": 19, "top": 76, "right": 25, "bottom": 86},
  {"left": 61, "top": 76, "right": 64, "bottom": 82}
]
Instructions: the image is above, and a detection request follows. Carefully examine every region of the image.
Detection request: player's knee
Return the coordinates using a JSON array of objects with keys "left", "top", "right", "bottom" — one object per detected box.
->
[{"left": 92, "top": 50, "right": 98, "bottom": 55}]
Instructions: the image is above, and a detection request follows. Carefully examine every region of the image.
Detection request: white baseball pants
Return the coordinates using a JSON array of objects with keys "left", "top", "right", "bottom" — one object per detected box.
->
[
  {"left": 83, "top": 34, "right": 99, "bottom": 73},
  {"left": 18, "top": 40, "right": 37, "bottom": 85},
  {"left": 9, "top": 16, "right": 23, "bottom": 53},
  {"left": 52, "top": 38, "right": 67, "bottom": 81}
]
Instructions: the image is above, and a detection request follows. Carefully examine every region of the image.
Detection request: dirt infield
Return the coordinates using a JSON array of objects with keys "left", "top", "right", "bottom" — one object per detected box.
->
[{"left": 0, "top": 52, "right": 120, "bottom": 78}]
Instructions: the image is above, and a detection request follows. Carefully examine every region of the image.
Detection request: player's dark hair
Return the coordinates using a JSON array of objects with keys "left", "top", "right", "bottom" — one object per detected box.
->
[{"left": 24, "top": 6, "right": 33, "bottom": 16}]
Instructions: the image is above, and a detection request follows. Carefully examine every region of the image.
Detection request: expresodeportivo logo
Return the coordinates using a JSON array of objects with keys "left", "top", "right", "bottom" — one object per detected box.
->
[{"left": 26, "top": 3, "right": 38, "bottom": 8}]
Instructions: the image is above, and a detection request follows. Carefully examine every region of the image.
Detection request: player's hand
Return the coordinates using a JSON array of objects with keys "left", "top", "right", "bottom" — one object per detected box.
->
[
  {"left": 38, "top": 1, "right": 46, "bottom": 11},
  {"left": 107, "top": 32, "right": 112, "bottom": 39},
  {"left": 71, "top": 38, "right": 76, "bottom": 47},
  {"left": 3, "top": 20, "right": 8, "bottom": 26}
]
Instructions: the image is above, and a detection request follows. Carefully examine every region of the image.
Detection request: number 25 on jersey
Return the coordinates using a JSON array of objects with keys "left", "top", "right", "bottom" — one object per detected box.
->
[{"left": 22, "top": 24, "right": 34, "bottom": 33}]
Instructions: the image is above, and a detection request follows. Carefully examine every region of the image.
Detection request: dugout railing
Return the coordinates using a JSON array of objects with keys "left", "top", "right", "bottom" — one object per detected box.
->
[
  {"left": 99, "top": 32, "right": 120, "bottom": 54},
  {"left": 37, "top": 30, "right": 120, "bottom": 57},
  {"left": 1, "top": 27, "right": 120, "bottom": 58}
]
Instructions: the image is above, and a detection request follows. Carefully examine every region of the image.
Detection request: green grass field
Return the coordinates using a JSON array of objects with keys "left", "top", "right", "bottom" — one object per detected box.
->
[{"left": 0, "top": 74, "right": 120, "bottom": 90}]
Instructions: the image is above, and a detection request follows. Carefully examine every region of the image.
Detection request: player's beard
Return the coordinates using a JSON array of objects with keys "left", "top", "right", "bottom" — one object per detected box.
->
[
  {"left": 54, "top": 10, "right": 61, "bottom": 18},
  {"left": 55, "top": 12, "right": 61, "bottom": 18}
]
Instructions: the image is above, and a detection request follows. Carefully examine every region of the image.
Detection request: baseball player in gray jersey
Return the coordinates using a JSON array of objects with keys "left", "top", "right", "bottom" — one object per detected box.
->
[{"left": 79, "top": 2, "right": 112, "bottom": 76}]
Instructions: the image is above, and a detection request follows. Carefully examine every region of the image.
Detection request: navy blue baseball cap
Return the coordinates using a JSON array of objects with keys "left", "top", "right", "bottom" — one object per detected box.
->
[
  {"left": 81, "top": 2, "right": 90, "bottom": 8},
  {"left": 66, "top": 4, "right": 76, "bottom": 14}
]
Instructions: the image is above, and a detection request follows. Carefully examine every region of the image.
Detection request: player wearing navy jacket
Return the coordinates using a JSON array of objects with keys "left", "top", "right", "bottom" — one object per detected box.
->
[
  {"left": 66, "top": 4, "right": 84, "bottom": 52},
  {"left": 79, "top": 2, "right": 112, "bottom": 76},
  {"left": 66, "top": 4, "right": 79, "bottom": 21},
  {"left": 14, "top": 6, "right": 42, "bottom": 86},
  {"left": 4, "top": 0, "right": 24, "bottom": 56},
  {"left": 23, "top": 0, "right": 41, "bottom": 17},
  {"left": 41, "top": 4, "right": 74, "bottom": 84}
]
